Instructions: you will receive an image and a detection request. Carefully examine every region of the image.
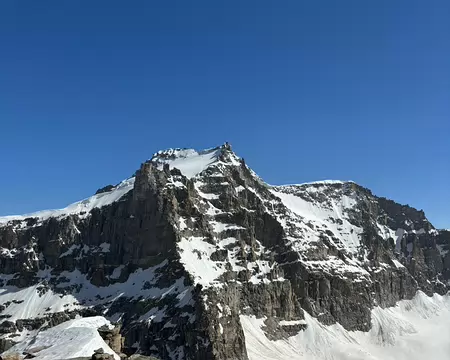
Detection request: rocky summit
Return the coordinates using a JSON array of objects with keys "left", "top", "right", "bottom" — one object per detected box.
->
[{"left": 0, "top": 143, "right": 449, "bottom": 360}]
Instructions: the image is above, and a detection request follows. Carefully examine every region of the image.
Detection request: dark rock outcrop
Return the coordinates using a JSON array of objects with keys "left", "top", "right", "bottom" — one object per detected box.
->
[{"left": 0, "top": 144, "right": 448, "bottom": 360}]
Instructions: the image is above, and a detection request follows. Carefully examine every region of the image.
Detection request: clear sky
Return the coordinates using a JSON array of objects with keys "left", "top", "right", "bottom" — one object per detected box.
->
[{"left": 0, "top": 1, "right": 449, "bottom": 228}]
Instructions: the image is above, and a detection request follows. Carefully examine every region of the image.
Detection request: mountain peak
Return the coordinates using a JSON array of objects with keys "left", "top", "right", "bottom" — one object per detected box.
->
[
  {"left": 150, "top": 142, "right": 232, "bottom": 160},
  {"left": 0, "top": 142, "right": 449, "bottom": 359},
  {"left": 149, "top": 143, "right": 238, "bottom": 179}
]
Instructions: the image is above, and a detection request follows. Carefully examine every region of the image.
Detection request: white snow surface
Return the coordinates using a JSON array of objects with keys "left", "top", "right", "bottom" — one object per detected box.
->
[
  {"left": 0, "top": 178, "right": 135, "bottom": 226},
  {"left": 281, "top": 180, "right": 354, "bottom": 186},
  {"left": 151, "top": 147, "right": 223, "bottom": 179},
  {"left": 241, "top": 291, "right": 450, "bottom": 360},
  {"left": 5, "top": 316, "right": 119, "bottom": 360},
  {"left": 0, "top": 284, "right": 79, "bottom": 321},
  {"left": 177, "top": 236, "right": 226, "bottom": 287},
  {"left": 392, "top": 259, "right": 405, "bottom": 269},
  {"left": 272, "top": 188, "right": 362, "bottom": 254},
  {"left": 279, "top": 320, "right": 307, "bottom": 326},
  {"left": 177, "top": 235, "right": 246, "bottom": 287}
]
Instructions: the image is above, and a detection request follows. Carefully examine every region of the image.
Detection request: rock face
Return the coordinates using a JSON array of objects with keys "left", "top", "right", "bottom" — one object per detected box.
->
[
  {"left": 92, "top": 348, "right": 115, "bottom": 360},
  {"left": 0, "top": 144, "right": 448, "bottom": 360},
  {"left": 97, "top": 325, "right": 123, "bottom": 354}
]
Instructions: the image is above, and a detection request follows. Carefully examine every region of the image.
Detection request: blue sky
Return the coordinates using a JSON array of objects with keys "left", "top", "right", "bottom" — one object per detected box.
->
[{"left": 0, "top": 1, "right": 449, "bottom": 228}]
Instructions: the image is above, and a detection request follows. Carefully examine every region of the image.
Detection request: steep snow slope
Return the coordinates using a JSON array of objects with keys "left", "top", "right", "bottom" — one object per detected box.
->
[
  {"left": 0, "top": 259, "right": 182, "bottom": 322},
  {"left": 4, "top": 317, "right": 119, "bottom": 360},
  {"left": 0, "top": 284, "right": 79, "bottom": 321},
  {"left": 151, "top": 147, "right": 224, "bottom": 178},
  {"left": 271, "top": 185, "right": 362, "bottom": 252},
  {"left": 241, "top": 291, "right": 450, "bottom": 360},
  {"left": 271, "top": 181, "right": 438, "bottom": 273}
]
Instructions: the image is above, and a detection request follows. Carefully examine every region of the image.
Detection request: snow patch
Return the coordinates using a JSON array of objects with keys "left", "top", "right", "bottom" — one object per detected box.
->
[
  {"left": 211, "top": 221, "right": 245, "bottom": 233},
  {"left": 109, "top": 265, "right": 125, "bottom": 280},
  {"left": 59, "top": 244, "right": 80, "bottom": 258},
  {"left": 392, "top": 259, "right": 404, "bottom": 269},
  {"left": 177, "top": 236, "right": 225, "bottom": 287},
  {"left": 99, "top": 242, "right": 110, "bottom": 253},
  {"left": 279, "top": 320, "right": 307, "bottom": 326}
]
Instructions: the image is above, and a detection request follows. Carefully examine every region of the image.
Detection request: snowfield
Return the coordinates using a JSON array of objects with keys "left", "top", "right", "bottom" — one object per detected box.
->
[
  {"left": 241, "top": 291, "right": 450, "bottom": 360},
  {"left": 272, "top": 188, "right": 362, "bottom": 253},
  {"left": 151, "top": 147, "right": 223, "bottom": 179},
  {"left": 4, "top": 316, "right": 119, "bottom": 360}
]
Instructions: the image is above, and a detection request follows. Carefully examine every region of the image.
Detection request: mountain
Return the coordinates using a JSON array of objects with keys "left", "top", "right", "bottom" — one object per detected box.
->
[{"left": 0, "top": 143, "right": 449, "bottom": 360}]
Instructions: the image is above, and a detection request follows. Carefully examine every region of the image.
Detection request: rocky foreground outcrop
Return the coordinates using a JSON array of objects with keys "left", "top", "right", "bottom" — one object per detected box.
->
[{"left": 0, "top": 144, "right": 448, "bottom": 359}]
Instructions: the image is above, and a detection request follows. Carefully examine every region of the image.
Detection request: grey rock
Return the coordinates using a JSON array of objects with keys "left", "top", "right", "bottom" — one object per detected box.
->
[
  {"left": 0, "top": 144, "right": 448, "bottom": 359},
  {"left": 0, "top": 353, "right": 21, "bottom": 360},
  {"left": 97, "top": 326, "right": 122, "bottom": 354},
  {"left": 129, "top": 355, "right": 159, "bottom": 360}
]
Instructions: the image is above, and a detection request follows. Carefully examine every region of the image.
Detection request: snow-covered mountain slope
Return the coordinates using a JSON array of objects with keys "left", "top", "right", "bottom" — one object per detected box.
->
[
  {"left": 3, "top": 317, "right": 119, "bottom": 360},
  {"left": 150, "top": 147, "right": 231, "bottom": 179},
  {"left": 0, "top": 143, "right": 448, "bottom": 360},
  {"left": 241, "top": 291, "right": 450, "bottom": 360},
  {"left": 0, "top": 177, "right": 135, "bottom": 226}
]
